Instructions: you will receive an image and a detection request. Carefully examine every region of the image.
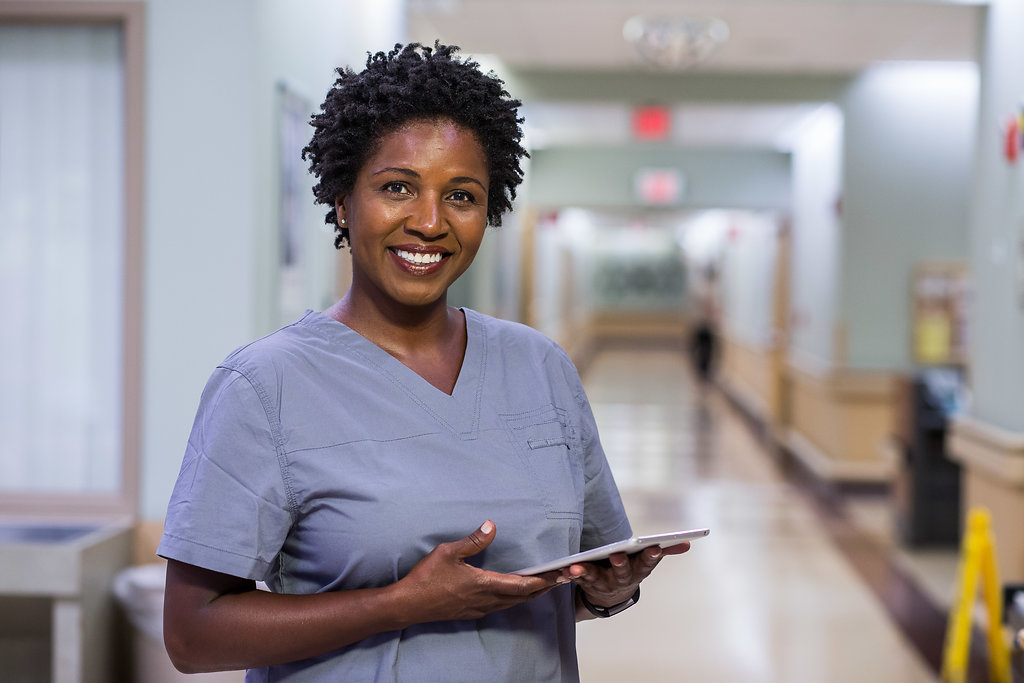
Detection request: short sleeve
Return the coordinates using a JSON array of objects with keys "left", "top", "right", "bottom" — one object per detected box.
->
[{"left": 157, "top": 367, "right": 295, "bottom": 581}]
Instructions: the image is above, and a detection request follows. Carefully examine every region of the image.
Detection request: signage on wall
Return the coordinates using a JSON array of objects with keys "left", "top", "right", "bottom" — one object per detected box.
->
[{"left": 634, "top": 167, "right": 685, "bottom": 205}]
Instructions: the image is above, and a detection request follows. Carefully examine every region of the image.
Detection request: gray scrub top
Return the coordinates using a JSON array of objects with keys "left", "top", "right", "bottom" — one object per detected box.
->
[{"left": 158, "top": 309, "right": 631, "bottom": 682}]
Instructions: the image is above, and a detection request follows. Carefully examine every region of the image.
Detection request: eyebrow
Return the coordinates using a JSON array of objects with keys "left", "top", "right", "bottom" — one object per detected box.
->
[{"left": 372, "top": 166, "right": 487, "bottom": 191}]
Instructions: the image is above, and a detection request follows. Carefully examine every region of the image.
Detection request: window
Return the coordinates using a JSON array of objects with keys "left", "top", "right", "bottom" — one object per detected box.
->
[{"left": 0, "top": 4, "right": 143, "bottom": 517}]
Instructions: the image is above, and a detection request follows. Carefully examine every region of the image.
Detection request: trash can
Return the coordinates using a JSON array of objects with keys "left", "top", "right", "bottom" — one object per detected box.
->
[
  {"left": 114, "top": 563, "right": 243, "bottom": 683},
  {"left": 891, "top": 368, "right": 965, "bottom": 546},
  {"left": 1010, "top": 589, "right": 1024, "bottom": 683}
]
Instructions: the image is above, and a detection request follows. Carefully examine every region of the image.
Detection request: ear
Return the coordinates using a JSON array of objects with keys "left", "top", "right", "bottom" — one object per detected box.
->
[{"left": 334, "top": 197, "right": 347, "bottom": 226}]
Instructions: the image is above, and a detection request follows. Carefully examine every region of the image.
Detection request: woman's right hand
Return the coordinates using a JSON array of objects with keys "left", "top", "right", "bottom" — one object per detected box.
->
[{"left": 393, "top": 520, "right": 563, "bottom": 624}]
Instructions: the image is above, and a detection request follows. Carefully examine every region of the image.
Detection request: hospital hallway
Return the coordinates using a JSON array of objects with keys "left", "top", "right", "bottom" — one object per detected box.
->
[{"left": 572, "top": 338, "right": 972, "bottom": 683}]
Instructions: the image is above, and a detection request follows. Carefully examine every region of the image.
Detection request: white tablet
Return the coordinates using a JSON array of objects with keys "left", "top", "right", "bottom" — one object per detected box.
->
[{"left": 513, "top": 528, "right": 710, "bottom": 576}]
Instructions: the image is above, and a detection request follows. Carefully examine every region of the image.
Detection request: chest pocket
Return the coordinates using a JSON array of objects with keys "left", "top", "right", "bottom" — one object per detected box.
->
[{"left": 501, "top": 404, "right": 584, "bottom": 521}]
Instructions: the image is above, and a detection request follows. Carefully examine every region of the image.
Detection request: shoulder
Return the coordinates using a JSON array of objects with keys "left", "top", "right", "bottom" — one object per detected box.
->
[
  {"left": 217, "top": 311, "right": 330, "bottom": 383},
  {"left": 467, "top": 309, "right": 570, "bottom": 364},
  {"left": 465, "top": 309, "right": 584, "bottom": 394}
]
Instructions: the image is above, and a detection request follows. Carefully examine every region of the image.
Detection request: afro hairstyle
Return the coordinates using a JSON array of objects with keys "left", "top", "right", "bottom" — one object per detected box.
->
[{"left": 302, "top": 42, "right": 529, "bottom": 249}]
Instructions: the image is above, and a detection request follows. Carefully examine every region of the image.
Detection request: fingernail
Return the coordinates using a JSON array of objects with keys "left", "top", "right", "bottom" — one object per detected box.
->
[
  {"left": 556, "top": 576, "right": 571, "bottom": 585},
  {"left": 651, "top": 548, "right": 662, "bottom": 559},
  {"left": 480, "top": 520, "right": 494, "bottom": 534}
]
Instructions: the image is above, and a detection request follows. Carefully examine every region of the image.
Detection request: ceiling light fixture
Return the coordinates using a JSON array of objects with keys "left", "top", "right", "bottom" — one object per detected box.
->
[{"left": 623, "top": 16, "right": 730, "bottom": 70}]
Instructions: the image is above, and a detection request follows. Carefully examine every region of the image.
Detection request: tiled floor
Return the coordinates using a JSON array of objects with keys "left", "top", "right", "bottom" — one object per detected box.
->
[{"left": 574, "top": 343, "right": 962, "bottom": 683}]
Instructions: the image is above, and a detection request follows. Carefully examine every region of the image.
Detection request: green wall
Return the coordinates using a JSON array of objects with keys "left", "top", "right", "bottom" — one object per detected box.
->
[
  {"left": 839, "top": 62, "right": 978, "bottom": 370},
  {"left": 528, "top": 146, "right": 791, "bottom": 210}
]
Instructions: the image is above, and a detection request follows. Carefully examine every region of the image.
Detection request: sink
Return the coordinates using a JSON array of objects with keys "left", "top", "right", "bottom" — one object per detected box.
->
[
  {"left": 0, "top": 520, "right": 133, "bottom": 681},
  {"left": 0, "top": 521, "right": 131, "bottom": 595},
  {"left": 0, "top": 523, "right": 100, "bottom": 544}
]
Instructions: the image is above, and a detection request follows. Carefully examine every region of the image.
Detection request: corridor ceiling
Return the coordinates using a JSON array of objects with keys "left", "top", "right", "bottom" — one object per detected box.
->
[
  {"left": 406, "top": 0, "right": 983, "bottom": 149},
  {"left": 406, "top": 0, "right": 980, "bottom": 73}
]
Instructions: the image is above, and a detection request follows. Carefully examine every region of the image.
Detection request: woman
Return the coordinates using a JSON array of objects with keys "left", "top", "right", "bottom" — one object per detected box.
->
[
  {"left": 690, "top": 264, "right": 720, "bottom": 385},
  {"left": 159, "top": 43, "right": 688, "bottom": 682}
]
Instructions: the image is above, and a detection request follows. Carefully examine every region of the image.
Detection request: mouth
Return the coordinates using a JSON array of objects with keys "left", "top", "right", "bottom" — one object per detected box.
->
[{"left": 390, "top": 247, "right": 449, "bottom": 266}]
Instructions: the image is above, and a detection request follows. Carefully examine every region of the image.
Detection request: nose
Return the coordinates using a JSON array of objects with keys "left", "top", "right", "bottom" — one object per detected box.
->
[{"left": 405, "top": 195, "right": 445, "bottom": 238}]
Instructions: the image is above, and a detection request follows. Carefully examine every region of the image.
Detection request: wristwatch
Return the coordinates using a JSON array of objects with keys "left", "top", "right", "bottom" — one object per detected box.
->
[{"left": 578, "top": 585, "right": 640, "bottom": 618}]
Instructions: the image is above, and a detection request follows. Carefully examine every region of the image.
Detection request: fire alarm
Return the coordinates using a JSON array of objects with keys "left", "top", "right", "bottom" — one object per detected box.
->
[{"left": 1004, "top": 116, "right": 1020, "bottom": 164}]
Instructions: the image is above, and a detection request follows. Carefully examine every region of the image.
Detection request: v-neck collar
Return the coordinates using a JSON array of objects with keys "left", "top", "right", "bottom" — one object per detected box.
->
[{"left": 306, "top": 308, "right": 486, "bottom": 440}]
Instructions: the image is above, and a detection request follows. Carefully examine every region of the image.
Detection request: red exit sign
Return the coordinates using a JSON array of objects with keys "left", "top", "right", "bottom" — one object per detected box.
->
[{"left": 632, "top": 105, "right": 671, "bottom": 140}]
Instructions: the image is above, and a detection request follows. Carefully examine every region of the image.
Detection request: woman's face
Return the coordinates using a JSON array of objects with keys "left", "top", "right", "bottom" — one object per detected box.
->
[{"left": 337, "top": 118, "right": 489, "bottom": 311}]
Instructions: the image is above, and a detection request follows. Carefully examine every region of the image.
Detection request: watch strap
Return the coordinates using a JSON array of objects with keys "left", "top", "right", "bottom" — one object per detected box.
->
[{"left": 578, "top": 585, "right": 640, "bottom": 618}]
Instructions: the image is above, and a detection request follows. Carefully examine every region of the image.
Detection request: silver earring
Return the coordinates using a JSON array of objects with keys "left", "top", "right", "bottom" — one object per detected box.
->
[{"left": 341, "top": 218, "right": 346, "bottom": 225}]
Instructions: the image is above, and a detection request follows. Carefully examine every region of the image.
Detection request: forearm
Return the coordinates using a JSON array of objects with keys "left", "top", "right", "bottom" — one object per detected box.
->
[
  {"left": 165, "top": 566, "right": 416, "bottom": 673},
  {"left": 164, "top": 552, "right": 432, "bottom": 675},
  {"left": 164, "top": 524, "right": 556, "bottom": 673}
]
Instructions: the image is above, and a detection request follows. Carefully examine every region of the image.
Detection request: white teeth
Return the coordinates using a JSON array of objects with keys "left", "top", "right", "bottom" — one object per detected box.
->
[{"left": 395, "top": 249, "right": 443, "bottom": 265}]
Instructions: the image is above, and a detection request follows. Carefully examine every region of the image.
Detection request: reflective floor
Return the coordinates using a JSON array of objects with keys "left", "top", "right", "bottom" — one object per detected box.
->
[{"left": 575, "top": 342, "right": 961, "bottom": 683}]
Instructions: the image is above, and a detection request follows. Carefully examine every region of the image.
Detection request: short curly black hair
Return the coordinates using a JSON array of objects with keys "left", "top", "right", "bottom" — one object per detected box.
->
[{"left": 302, "top": 42, "right": 529, "bottom": 249}]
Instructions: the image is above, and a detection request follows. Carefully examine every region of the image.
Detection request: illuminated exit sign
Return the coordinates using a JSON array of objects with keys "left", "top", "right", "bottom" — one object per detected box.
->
[
  {"left": 632, "top": 105, "right": 671, "bottom": 140},
  {"left": 634, "top": 167, "right": 685, "bottom": 205}
]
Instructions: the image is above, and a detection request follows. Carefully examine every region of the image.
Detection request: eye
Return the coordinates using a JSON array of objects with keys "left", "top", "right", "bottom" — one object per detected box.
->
[
  {"left": 448, "top": 189, "right": 476, "bottom": 203},
  {"left": 381, "top": 181, "right": 410, "bottom": 195}
]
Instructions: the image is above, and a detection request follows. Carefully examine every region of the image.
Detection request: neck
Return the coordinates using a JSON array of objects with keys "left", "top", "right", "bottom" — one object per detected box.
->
[{"left": 326, "top": 291, "right": 457, "bottom": 354}]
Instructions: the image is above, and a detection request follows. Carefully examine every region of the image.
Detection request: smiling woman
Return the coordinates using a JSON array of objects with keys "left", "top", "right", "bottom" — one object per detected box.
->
[{"left": 157, "top": 42, "right": 689, "bottom": 682}]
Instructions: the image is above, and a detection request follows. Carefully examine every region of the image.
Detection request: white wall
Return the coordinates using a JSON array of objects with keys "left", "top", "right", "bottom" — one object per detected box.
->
[
  {"left": 141, "top": 0, "right": 405, "bottom": 519},
  {"left": 966, "top": 0, "right": 1024, "bottom": 431},
  {"left": 719, "top": 212, "right": 779, "bottom": 349},
  {"left": 253, "top": 0, "right": 407, "bottom": 332},
  {"left": 532, "top": 212, "right": 570, "bottom": 343},
  {"left": 141, "top": 0, "right": 262, "bottom": 520},
  {"left": 788, "top": 105, "right": 843, "bottom": 372}
]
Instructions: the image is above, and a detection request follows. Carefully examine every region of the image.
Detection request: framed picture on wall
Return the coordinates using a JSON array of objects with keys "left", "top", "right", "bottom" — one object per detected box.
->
[
  {"left": 277, "top": 82, "right": 313, "bottom": 326},
  {"left": 910, "top": 262, "right": 968, "bottom": 366}
]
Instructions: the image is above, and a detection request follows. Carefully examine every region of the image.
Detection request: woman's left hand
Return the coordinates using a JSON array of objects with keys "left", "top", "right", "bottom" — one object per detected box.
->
[{"left": 562, "top": 542, "right": 690, "bottom": 616}]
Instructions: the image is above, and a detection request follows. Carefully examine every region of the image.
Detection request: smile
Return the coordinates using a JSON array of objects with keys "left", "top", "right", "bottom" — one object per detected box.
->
[{"left": 393, "top": 248, "right": 445, "bottom": 265}]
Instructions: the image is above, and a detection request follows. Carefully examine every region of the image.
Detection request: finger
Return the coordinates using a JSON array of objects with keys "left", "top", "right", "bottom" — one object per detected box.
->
[
  {"left": 608, "top": 552, "right": 632, "bottom": 582},
  {"left": 567, "top": 562, "right": 588, "bottom": 580},
  {"left": 628, "top": 547, "right": 663, "bottom": 581},
  {"left": 519, "top": 574, "right": 567, "bottom": 596},
  {"left": 450, "top": 520, "right": 496, "bottom": 560},
  {"left": 661, "top": 541, "right": 690, "bottom": 556},
  {"left": 566, "top": 562, "right": 606, "bottom": 591},
  {"left": 524, "top": 580, "right": 565, "bottom": 600},
  {"left": 532, "top": 568, "right": 572, "bottom": 585},
  {"left": 482, "top": 571, "right": 562, "bottom": 600},
  {"left": 640, "top": 545, "right": 664, "bottom": 566}
]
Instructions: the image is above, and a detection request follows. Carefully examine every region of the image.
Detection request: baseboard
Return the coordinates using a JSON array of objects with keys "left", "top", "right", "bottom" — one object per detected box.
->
[
  {"left": 785, "top": 427, "right": 896, "bottom": 485},
  {"left": 948, "top": 416, "right": 1024, "bottom": 487}
]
